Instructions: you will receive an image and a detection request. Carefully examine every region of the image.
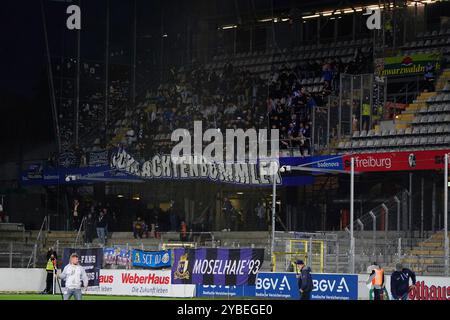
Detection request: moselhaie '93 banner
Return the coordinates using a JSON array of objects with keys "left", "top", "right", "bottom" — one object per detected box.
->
[{"left": 171, "top": 248, "right": 264, "bottom": 286}]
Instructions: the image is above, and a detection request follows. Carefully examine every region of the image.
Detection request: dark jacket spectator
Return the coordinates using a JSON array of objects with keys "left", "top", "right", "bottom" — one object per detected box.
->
[
  {"left": 84, "top": 213, "right": 96, "bottom": 243},
  {"left": 133, "top": 217, "right": 147, "bottom": 239},
  {"left": 296, "top": 260, "right": 313, "bottom": 300},
  {"left": 391, "top": 264, "right": 416, "bottom": 300}
]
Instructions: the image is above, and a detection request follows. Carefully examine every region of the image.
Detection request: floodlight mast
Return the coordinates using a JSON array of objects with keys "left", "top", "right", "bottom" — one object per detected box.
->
[
  {"left": 277, "top": 156, "right": 356, "bottom": 273},
  {"left": 444, "top": 153, "right": 449, "bottom": 276}
]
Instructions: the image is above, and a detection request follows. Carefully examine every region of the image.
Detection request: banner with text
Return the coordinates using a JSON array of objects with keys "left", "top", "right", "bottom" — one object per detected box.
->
[
  {"left": 375, "top": 52, "right": 441, "bottom": 77},
  {"left": 196, "top": 272, "right": 299, "bottom": 299},
  {"left": 171, "top": 248, "right": 264, "bottom": 286},
  {"left": 85, "top": 269, "right": 195, "bottom": 297},
  {"left": 342, "top": 149, "right": 450, "bottom": 172},
  {"left": 62, "top": 248, "right": 103, "bottom": 287},
  {"left": 131, "top": 249, "right": 172, "bottom": 269},
  {"left": 311, "top": 273, "right": 358, "bottom": 300}
]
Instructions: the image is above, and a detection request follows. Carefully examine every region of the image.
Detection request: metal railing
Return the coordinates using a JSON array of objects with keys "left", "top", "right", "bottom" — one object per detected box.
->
[
  {"left": 0, "top": 242, "right": 32, "bottom": 268},
  {"left": 26, "top": 216, "right": 48, "bottom": 268},
  {"left": 72, "top": 216, "right": 87, "bottom": 247}
]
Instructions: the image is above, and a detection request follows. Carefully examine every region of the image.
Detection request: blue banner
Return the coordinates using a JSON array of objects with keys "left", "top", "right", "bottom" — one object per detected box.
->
[
  {"left": 20, "top": 165, "right": 142, "bottom": 186},
  {"left": 311, "top": 274, "right": 358, "bottom": 300},
  {"left": 196, "top": 285, "right": 254, "bottom": 298},
  {"left": 131, "top": 249, "right": 171, "bottom": 269},
  {"left": 196, "top": 272, "right": 298, "bottom": 299},
  {"left": 195, "top": 272, "right": 358, "bottom": 300},
  {"left": 254, "top": 272, "right": 299, "bottom": 299},
  {"left": 20, "top": 154, "right": 344, "bottom": 187}
]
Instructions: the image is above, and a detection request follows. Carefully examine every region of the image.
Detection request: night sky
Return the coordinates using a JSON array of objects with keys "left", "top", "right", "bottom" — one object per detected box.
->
[
  {"left": 0, "top": 1, "right": 49, "bottom": 160},
  {"left": 1, "top": 1, "right": 44, "bottom": 97},
  {"left": 0, "top": 0, "right": 140, "bottom": 160}
]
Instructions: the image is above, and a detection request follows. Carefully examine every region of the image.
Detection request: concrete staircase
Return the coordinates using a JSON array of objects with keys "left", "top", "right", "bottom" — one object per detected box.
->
[
  {"left": 435, "top": 68, "right": 450, "bottom": 91},
  {"left": 393, "top": 91, "right": 436, "bottom": 128},
  {"left": 0, "top": 230, "right": 36, "bottom": 268},
  {"left": 323, "top": 231, "right": 429, "bottom": 274},
  {"left": 385, "top": 231, "right": 449, "bottom": 276},
  {"left": 371, "top": 68, "right": 450, "bottom": 135},
  {"left": 391, "top": 68, "right": 450, "bottom": 131}
]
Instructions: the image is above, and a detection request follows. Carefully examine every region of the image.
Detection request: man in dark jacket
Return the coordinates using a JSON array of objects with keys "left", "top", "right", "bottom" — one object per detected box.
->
[
  {"left": 296, "top": 260, "right": 313, "bottom": 300},
  {"left": 96, "top": 208, "right": 108, "bottom": 245},
  {"left": 390, "top": 263, "right": 416, "bottom": 300},
  {"left": 222, "top": 198, "right": 233, "bottom": 231},
  {"left": 84, "top": 212, "right": 96, "bottom": 244}
]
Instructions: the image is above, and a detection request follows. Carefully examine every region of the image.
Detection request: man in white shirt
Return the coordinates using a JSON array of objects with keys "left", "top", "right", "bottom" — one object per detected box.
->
[{"left": 58, "top": 253, "right": 89, "bottom": 300}]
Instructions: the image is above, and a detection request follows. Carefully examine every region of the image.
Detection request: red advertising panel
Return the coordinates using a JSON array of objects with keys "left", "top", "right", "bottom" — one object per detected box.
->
[{"left": 342, "top": 149, "right": 450, "bottom": 172}]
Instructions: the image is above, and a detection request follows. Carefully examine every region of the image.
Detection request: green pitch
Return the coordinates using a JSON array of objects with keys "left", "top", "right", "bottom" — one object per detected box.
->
[{"left": 0, "top": 294, "right": 201, "bottom": 300}]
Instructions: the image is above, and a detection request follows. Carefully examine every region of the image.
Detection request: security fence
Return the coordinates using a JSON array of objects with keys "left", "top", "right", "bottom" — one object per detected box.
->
[{"left": 0, "top": 242, "right": 35, "bottom": 268}]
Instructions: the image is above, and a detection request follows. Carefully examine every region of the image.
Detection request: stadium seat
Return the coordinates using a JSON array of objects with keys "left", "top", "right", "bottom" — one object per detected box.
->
[
  {"left": 412, "top": 127, "right": 421, "bottom": 135},
  {"left": 405, "top": 127, "right": 413, "bottom": 135}
]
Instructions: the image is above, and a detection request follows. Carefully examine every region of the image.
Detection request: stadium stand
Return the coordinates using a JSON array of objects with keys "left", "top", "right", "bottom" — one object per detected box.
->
[
  {"left": 105, "top": 39, "right": 372, "bottom": 160},
  {"left": 5, "top": 1, "right": 450, "bottom": 288},
  {"left": 402, "top": 28, "right": 450, "bottom": 64},
  {"left": 338, "top": 69, "right": 450, "bottom": 153}
]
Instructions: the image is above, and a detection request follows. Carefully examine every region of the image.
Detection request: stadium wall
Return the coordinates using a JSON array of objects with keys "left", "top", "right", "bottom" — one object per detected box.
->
[
  {"left": 1, "top": 268, "right": 449, "bottom": 300},
  {"left": 0, "top": 268, "right": 46, "bottom": 292},
  {"left": 85, "top": 269, "right": 195, "bottom": 298},
  {"left": 358, "top": 274, "right": 450, "bottom": 300}
]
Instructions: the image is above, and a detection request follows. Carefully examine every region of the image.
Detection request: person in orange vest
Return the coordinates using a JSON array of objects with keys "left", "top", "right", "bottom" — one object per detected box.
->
[
  {"left": 366, "top": 262, "right": 386, "bottom": 300},
  {"left": 180, "top": 221, "right": 188, "bottom": 242}
]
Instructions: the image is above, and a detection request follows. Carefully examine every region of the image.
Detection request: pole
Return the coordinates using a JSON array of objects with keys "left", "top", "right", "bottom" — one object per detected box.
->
[
  {"left": 74, "top": 0, "right": 81, "bottom": 146},
  {"left": 40, "top": 0, "right": 61, "bottom": 152},
  {"left": 104, "top": 0, "right": 110, "bottom": 135},
  {"left": 369, "top": 210, "right": 376, "bottom": 259},
  {"left": 131, "top": 0, "right": 137, "bottom": 106},
  {"left": 54, "top": 266, "right": 64, "bottom": 300},
  {"left": 382, "top": 203, "right": 389, "bottom": 260},
  {"left": 327, "top": 97, "right": 331, "bottom": 153},
  {"left": 9, "top": 242, "right": 13, "bottom": 268},
  {"left": 421, "top": 176, "right": 424, "bottom": 238},
  {"left": 311, "top": 106, "right": 315, "bottom": 155},
  {"left": 53, "top": 269, "right": 55, "bottom": 295},
  {"left": 444, "top": 154, "right": 449, "bottom": 276},
  {"left": 350, "top": 157, "right": 355, "bottom": 273},
  {"left": 338, "top": 73, "right": 342, "bottom": 141},
  {"left": 308, "top": 237, "right": 313, "bottom": 266},
  {"left": 335, "top": 242, "right": 339, "bottom": 273},
  {"left": 432, "top": 180, "right": 436, "bottom": 232},
  {"left": 394, "top": 196, "right": 400, "bottom": 234},
  {"left": 33, "top": 243, "right": 37, "bottom": 268},
  {"left": 382, "top": 204, "right": 389, "bottom": 241},
  {"left": 409, "top": 173, "right": 413, "bottom": 233},
  {"left": 271, "top": 169, "right": 276, "bottom": 268}
]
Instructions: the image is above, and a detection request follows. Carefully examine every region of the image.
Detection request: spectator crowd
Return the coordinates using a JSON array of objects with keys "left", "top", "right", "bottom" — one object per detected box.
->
[{"left": 114, "top": 56, "right": 367, "bottom": 160}]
